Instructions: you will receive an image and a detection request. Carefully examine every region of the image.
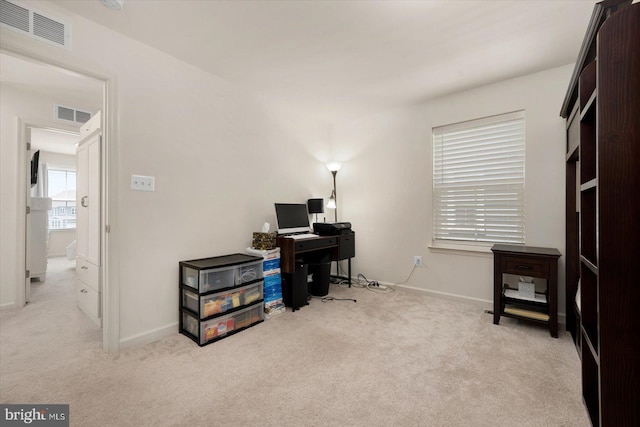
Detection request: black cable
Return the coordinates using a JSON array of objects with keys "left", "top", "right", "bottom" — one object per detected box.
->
[
  {"left": 309, "top": 295, "right": 356, "bottom": 303},
  {"left": 321, "top": 296, "right": 357, "bottom": 303}
]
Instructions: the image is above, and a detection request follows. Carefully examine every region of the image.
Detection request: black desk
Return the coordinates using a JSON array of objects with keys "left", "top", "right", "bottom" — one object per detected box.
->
[{"left": 276, "top": 232, "right": 355, "bottom": 311}]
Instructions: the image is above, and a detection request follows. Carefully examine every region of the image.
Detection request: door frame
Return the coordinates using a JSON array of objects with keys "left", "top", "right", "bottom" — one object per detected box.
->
[{"left": 6, "top": 48, "right": 119, "bottom": 353}]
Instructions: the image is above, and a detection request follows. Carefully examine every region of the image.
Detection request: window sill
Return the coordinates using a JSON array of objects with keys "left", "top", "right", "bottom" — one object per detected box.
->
[
  {"left": 49, "top": 228, "right": 76, "bottom": 232},
  {"left": 428, "top": 243, "right": 493, "bottom": 257}
]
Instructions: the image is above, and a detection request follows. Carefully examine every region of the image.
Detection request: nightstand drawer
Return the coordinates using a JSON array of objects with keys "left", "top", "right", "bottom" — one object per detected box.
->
[{"left": 503, "top": 256, "right": 547, "bottom": 276}]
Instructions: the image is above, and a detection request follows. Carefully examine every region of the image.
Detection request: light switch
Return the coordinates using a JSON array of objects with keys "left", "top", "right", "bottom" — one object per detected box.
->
[{"left": 131, "top": 175, "right": 155, "bottom": 191}]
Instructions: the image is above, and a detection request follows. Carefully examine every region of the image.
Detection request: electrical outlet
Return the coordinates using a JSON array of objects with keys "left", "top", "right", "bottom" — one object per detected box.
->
[{"left": 414, "top": 256, "right": 423, "bottom": 266}]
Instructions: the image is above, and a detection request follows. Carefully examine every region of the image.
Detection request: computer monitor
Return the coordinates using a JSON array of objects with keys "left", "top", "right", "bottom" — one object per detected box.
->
[{"left": 274, "top": 203, "right": 312, "bottom": 235}]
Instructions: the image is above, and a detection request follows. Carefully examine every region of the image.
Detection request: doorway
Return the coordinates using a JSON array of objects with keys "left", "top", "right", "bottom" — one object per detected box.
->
[
  {"left": 27, "top": 126, "right": 80, "bottom": 304},
  {"left": 1, "top": 50, "right": 116, "bottom": 351}
]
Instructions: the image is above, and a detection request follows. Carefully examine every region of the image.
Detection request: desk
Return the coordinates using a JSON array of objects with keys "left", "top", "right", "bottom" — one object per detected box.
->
[
  {"left": 277, "top": 232, "right": 355, "bottom": 310},
  {"left": 491, "top": 244, "right": 561, "bottom": 338}
]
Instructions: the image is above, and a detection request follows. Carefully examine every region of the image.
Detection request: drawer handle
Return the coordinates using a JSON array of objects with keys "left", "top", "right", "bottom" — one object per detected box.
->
[
  {"left": 516, "top": 264, "right": 533, "bottom": 270},
  {"left": 80, "top": 288, "right": 88, "bottom": 293},
  {"left": 81, "top": 266, "right": 88, "bottom": 270}
]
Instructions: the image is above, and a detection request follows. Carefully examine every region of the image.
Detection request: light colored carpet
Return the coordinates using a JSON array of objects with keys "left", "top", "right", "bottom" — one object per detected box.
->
[{"left": 0, "top": 257, "right": 590, "bottom": 426}]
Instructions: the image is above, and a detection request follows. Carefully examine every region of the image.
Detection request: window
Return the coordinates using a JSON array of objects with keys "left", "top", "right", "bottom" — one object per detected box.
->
[
  {"left": 47, "top": 168, "right": 76, "bottom": 230},
  {"left": 432, "top": 111, "right": 525, "bottom": 245}
]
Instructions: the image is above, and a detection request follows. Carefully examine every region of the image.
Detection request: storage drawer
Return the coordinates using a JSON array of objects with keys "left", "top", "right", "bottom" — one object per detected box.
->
[
  {"left": 77, "top": 280, "right": 100, "bottom": 319},
  {"left": 182, "top": 281, "right": 264, "bottom": 319},
  {"left": 295, "top": 237, "right": 337, "bottom": 251},
  {"left": 236, "top": 260, "right": 264, "bottom": 285},
  {"left": 76, "top": 258, "right": 99, "bottom": 291},
  {"left": 503, "top": 256, "right": 547, "bottom": 276},
  {"left": 182, "top": 303, "right": 264, "bottom": 345},
  {"left": 182, "top": 261, "right": 264, "bottom": 293},
  {"left": 200, "top": 303, "right": 264, "bottom": 344},
  {"left": 182, "top": 289, "right": 199, "bottom": 313},
  {"left": 182, "top": 265, "right": 235, "bottom": 293}
]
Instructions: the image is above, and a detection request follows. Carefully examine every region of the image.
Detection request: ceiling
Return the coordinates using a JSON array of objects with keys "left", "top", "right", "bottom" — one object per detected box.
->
[
  {"left": 50, "top": 1, "right": 596, "bottom": 123},
  {"left": 31, "top": 128, "right": 79, "bottom": 156},
  {"left": 52, "top": 0, "right": 595, "bottom": 123}
]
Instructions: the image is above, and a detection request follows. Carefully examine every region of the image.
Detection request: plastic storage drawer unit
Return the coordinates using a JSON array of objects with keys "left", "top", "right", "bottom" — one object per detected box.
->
[{"left": 179, "top": 253, "right": 265, "bottom": 346}]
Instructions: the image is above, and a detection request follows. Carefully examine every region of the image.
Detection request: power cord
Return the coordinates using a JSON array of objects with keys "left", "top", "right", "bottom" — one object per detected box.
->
[
  {"left": 310, "top": 295, "right": 357, "bottom": 303},
  {"left": 353, "top": 273, "right": 391, "bottom": 293},
  {"left": 351, "top": 264, "right": 418, "bottom": 293}
]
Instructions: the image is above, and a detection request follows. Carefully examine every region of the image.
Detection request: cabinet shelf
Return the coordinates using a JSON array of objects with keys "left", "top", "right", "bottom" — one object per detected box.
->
[
  {"left": 580, "top": 179, "right": 597, "bottom": 191},
  {"left": 503, "top": 288, "right": 547, "bottom": 305},
  {"left": 580, "top": 90, "right": 597, "bottom": 121},
  {"left": 581, "top": 326, "right": 599, "bottom": 363},
  {"left": 580, "top": 256, "right": 598, "bottom": 275}
]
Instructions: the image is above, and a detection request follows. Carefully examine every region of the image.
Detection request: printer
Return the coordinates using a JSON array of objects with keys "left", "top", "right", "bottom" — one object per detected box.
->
[{"left": 313, "top": 222, "right": 352, "bottom": 236}]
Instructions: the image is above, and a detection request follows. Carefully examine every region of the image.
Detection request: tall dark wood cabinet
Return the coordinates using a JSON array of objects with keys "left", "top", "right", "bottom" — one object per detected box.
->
[{"left": 560, "top": 1, "right": 640, "bottom": 426}]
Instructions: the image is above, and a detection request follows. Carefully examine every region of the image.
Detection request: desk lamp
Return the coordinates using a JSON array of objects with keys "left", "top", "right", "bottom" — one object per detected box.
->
[
  {"left": 307, "top": 198, "right": 324, "bottom": 224},
  {"left": 326, "top": 163, "right": 341, "bottom": 222}
]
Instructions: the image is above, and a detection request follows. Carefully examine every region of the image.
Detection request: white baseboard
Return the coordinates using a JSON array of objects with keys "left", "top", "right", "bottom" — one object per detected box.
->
[
  {"left": 0, "top": 301, "right": 17, "bottom": 310},
  {"left": 119, "top": 322, "right": 178, "bottom": 350},
  {"left": 394, "top": 283, "right": 492, "bottom": 308}
]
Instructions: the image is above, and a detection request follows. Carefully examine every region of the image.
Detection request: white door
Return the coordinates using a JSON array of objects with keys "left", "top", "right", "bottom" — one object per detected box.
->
[
  {"left": 76, "top": 132, "right": 100, "bottom": 265},
  {"left": 76, "top": 112, "right": 102, "bottom": 326},
  {"left": 76, "top": 139, "right": 88, "bottom": 260}
]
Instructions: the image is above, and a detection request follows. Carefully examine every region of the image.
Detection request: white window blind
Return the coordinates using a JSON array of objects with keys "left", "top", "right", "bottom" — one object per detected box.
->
[{"left": 433, "top": 111, "right": 525, "bottom": 245}]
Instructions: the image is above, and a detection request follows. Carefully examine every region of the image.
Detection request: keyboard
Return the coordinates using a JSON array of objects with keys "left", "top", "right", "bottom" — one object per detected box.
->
[{"left": 286, "top": 233, "right": 319, "bottom": 240}]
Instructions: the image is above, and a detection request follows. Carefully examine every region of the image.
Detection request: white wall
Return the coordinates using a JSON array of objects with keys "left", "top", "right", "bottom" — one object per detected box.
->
[
  {"left": 1, "top": 1, "right": 329, "bottom": 344},
  {"left": 332, "top": 64, "right": 571, "bottom": 316}
]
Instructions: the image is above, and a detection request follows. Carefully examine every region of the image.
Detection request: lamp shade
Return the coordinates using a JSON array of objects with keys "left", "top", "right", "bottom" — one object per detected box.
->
[
  {"left": 326, "top": 162, "right": 342, "bottom": 172},
  {"left": 326, "top": 192, "right": 336, "bottom": 209},
  {"left": 307, "top": 198, "right": 324, "bottom": 214}
]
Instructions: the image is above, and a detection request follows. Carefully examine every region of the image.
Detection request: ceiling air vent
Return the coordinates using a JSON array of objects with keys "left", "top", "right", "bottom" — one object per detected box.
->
[
  {"left": 55, "top": 105, "right": 92, "bottom": 124},
  {"left": 0, "top": 0, "right": 70, "bottom": 49},
  {"left": 0, "top": 0, "right": 29, "bottom": 32}
]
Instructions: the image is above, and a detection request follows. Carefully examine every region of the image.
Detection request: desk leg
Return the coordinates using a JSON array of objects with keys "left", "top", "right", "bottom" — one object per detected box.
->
[{"left": 348, "top": 258, "right": 352, "bottom": 287}]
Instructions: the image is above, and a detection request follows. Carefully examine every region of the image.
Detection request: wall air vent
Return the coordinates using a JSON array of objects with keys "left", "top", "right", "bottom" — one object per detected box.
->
[
  {"left": 55, "top": 105, "right": 92, "bottom": 124},
  {"left": 0, "top": 0, "right": 70, "bottom": 49}
]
